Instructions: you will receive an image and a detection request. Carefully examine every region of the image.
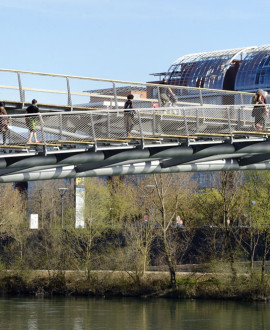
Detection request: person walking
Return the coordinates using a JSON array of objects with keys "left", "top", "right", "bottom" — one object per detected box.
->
[
  {"left": 159, "top": 78, "right": 176, "bottom": 107},
  {"left": 251, "top": 89, "right": 268, "bottom": 131},
  {"left": 0, "top": 102, "right": 9, "bottom": 145},
  {"left": 26, "top": 99, "right": 42, "bottom": 143},
  {"left": 124, "top": 94, "right": 135, "bottom": 137}
]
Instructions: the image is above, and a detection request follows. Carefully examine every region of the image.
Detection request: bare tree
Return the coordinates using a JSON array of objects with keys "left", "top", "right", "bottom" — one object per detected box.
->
[
  {"left": 107, "top": 176, "right": 139, "bottom": 227},
  {"left": 29, "top": 180, "right": 74, "bottom": 229},
  {"left": 0, "top": 184, "right": 28, "bottom": 262},
  {"left": 68, "top": 178, "right": 111, "bottom": 278},
  {"left": 136, "top": 173, "right": 195, "bottom": 288}
]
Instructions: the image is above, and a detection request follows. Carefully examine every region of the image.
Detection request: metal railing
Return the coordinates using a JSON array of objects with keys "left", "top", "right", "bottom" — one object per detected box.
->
[
  {"left": 0, "top": 68, "right": 254, "bottom": 110},
  {"left": 1, "top": 104, "right": 269, "bottom": 149}
]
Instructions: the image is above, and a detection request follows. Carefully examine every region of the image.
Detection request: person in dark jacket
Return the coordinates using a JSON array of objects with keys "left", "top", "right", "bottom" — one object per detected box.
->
[
  {"left": 26, "top": 99, "right": 42, "bottom": 143},
  {"left": 124, "top": 94, "right": 135, "bottom": 137}
]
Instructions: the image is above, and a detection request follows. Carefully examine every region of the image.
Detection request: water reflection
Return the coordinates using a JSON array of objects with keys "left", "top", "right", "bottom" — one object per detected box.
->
[{"left": 0, "top": 297, "right": 269, "bottom": 330}]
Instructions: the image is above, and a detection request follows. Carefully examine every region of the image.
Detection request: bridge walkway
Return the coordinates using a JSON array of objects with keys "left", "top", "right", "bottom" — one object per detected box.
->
[{"left": 0, "top": 68, "right": 268, "bottom": 181}]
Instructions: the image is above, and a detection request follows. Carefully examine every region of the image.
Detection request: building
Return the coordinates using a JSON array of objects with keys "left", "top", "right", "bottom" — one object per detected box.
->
[
  {"left": 149, "top": 46, "right": 270, "bottom": 188},
  {"left": 82, "top": 86, "right": 147, "bottom": 109},
  {"left": 83, "top": 46, "right": 270, "bottom": 109},
  {"left": 150, "top": 45, "right": 270, "bottom": 94}
]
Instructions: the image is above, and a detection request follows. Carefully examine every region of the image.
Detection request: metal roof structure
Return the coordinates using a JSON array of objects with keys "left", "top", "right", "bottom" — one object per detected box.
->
[
  {"left": 83, "top": 86, "right": 146, "bottom": 94},
  {"left": 164, "top": 45, "right": 270, "bottom": 92},
  {"left": 235, "top": 45, "right": 270, "bottom": 91}
]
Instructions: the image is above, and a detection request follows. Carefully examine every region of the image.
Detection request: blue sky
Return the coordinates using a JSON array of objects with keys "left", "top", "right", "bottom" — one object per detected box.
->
[{"left": 1, "top": 0, "right": 270, "bottom": 83}]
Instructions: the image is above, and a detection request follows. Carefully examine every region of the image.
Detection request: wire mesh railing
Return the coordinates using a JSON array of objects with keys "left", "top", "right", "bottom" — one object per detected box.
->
[
  {"left": 0, "top": 105, "right": 270, "bottom": 148},
  {"left": 0, "top": 68, "right": 255, "bottom": 110}
]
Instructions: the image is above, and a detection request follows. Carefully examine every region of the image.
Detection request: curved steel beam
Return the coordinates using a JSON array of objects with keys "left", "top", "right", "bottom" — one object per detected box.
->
[
  {"left": 0, "top": 140, "right": 270, "bottom": 179},
  {"left": 235, "top": 141, "right": 270, "bottom": 153},
  {"left": 2, "top": 159, "right": 270, "bottom": 183},
  {"left": 161, "top": 153, "right": 250, "bottom": 168},
  {"left": 239, "top": 154, "right": 270, "bottom": 166}
]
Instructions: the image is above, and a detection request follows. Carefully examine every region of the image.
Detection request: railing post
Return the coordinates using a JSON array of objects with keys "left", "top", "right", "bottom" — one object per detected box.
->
[
  {"left": 7, "top": 117, "right": 12, "bottom": 145},
  {"left": 240, "top": 93, "right": 244, "bottom": 105},
  {"left": 183, "top": 108, "right": 190, "bottom": 142},
  {"left": 59, "top": 114, "right": 63, "bottom": 140},
  {"left": 157, "top": 87, "right": 161, "bottom": 107},
  {"left": 17, "top": 72, "right": 25, "bottom": 103},
  {"left": 112, "top": 82, "right": 118, "bottom": 111},
  {"left": 152, "top": 109, "right": 156, "bottom": 135},
  {"left": 237, "top": 106, "right": 244, "bottom": 131},
  {"left": 137, "top": 111, "right": 145, "bottom": 148},
  {"left": 196, "top": 107, "right": 199, "bottom": 132},
  {"left": 66, "top": 77, "right": 73, "bottom": 111},
  {"left": 39, "top": 113, "right": 47, "bottom": 155},
  {"left": 90, "top": 113, "right": 97, "bottom": 149},
  {"left": 107, "top": 111, "right": 111, "bottom": 138},
  {"left": 199, "top": 90, "right": 206, "bottom": 120},
  {"left": 226, "top": 106, "right": 233, "bottom": 141},
  {"left": 199, "top": 89, "right": 203, "bottom": 106}
]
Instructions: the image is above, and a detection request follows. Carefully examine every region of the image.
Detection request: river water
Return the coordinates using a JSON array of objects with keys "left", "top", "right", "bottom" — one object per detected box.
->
[{"left": 0, "top": 297, "right": 269, "bottom": 330}]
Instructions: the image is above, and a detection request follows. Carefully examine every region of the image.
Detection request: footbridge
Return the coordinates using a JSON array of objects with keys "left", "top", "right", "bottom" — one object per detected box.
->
[{"left": 0, "top": 68, "right": 269, "bottom": 183}]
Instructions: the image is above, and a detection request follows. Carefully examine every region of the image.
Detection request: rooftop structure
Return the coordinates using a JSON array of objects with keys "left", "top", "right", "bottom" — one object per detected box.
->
[{"left": 151, "top": 45, "right": 270, "bottom": 93}]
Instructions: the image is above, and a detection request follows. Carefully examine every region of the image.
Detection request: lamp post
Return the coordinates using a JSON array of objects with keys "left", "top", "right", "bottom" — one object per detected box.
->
[
  {"left": 250, "top": 200, "right": 256, "bottom": 227},
  {"left": 59, "top": 187, "right": 68, "bottom": 229}
]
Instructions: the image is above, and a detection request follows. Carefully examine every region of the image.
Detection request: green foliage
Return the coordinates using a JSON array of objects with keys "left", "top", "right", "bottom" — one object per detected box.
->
[
  {"left": 84, "top": 178, "right": 110, "bottom": 222},
  {"left": 244, "top": 171, "right": 270, "bottom": 227},
  {"left": 194, "top": 188, "right": 223, "bottom": 225},
  {"left": 176, "top": 277, "right": 198, "bottom": 285},
  {"left": 107, "top": 177, "right": 140, "bottom": 225},
  {"left": 193, "top": 172, "right": 245, "bottom": 227}
]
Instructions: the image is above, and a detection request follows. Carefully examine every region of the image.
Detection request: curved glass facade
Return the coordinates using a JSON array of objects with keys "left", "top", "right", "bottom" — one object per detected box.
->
[
  {"left": 235, "top": 45, "right": 270, "bottom": 91},
  {"left": 166, "top": 45, "right": 270, "bottom": 92}
]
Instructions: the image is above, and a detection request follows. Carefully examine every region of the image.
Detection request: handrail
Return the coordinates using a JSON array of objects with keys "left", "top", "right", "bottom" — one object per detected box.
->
[
  {"left": 0, "top": 67, "right": 254, "bottom": 95},
  {"left": 0, "top": 68, "right": 258, "bottom": 132},
  {"left": 3, "top": 104, "right": 261, "bottom": 118},
  {"left": 1, "top": 84, "right": 253, "bottom": 109}
]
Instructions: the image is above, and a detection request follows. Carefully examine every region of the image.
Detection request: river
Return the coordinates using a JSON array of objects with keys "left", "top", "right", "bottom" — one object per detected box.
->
[{"left": 0, "top": 297, "right": 269, "bottom": 330}]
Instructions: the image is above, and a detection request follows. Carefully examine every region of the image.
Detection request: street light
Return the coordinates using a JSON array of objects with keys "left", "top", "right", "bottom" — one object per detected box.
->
[
  {"left": 58, "top": 187, "right": 68, "bottom": 229},
  {"left": 250, "top": 200, "right": 256, "bottom": 227}
]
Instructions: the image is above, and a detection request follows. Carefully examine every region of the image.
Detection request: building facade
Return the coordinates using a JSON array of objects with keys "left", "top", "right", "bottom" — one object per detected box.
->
[{"left": 151, "top": 45, "right": 270, "bottom": 94}]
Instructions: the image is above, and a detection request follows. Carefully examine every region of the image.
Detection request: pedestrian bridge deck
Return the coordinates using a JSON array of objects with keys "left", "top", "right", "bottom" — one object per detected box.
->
[
  {"left": 1, "top": 104, "right": 269, "bottom": 152},
  {"left": 0, "top": 68, "right": 269, "bottom": 182}
]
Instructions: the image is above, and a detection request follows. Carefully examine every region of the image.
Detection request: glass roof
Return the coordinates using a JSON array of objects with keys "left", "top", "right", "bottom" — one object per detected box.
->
[
  {"left": 166, "top": 46, "right": 270, "bottom": 91},
  {"left": 235, "top": 45, "right": 270, "bottom": 91}
]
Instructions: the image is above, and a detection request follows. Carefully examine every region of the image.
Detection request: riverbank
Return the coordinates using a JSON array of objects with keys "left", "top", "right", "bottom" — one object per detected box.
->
[{"left": 0, "top": 269, "right": 269, "bottom": 301}]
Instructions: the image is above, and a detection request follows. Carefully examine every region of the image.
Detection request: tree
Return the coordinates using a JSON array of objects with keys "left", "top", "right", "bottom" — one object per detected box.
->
[
  {"left": 29, "top": 180, "right": 74, "bottom": 229},
  {"left": 244, "top": 171, "right": 270, "bottom": 282},
  {"left": 121, "top": 215, "right": 154, "bottom": 284},
  {"left": 137, "top": 173, "right": 196, "bottom": 288},
  {"left": 0, "top": 184, "right": 28, "bottom": 263},
  {"left": 69, "top": 178, "right": 111, "bottom": 278},
  {"left": 107, "top": 176, "right": 139, "bottom": 227}
]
